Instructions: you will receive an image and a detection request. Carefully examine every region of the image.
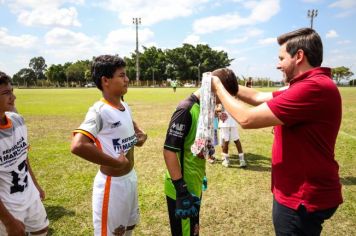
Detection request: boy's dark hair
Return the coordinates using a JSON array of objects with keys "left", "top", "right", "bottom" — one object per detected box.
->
[
  {"left": 212, "top": 68, "right": 239, "bottom": 95},
  {"left": 0, "top": 71, "right": 11, "bottom": 86},
  {"left": 91, "top": 55, "right": 126, "bottom": 90},
  {"left": 277, "top": 28, "right": 323, "bottom": 67}
]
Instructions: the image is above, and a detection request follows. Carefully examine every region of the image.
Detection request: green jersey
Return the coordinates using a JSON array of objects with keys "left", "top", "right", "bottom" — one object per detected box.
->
[{"left": 163, "top": 94, "right": 206, "bottom": 200}]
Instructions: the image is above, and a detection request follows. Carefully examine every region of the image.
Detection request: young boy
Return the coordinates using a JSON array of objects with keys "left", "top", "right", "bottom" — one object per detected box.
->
[
  {"left": 71, "top": 55, "right": 147, "bottom": 236},
  {"left": 0, "top": 71, "right": 49, "bottom": 236},
  {"left": 217, "top": 106, "right": 246, "bottom": 168},
  {"left": 163, "top": 68, "right": 238, "bottom": 236}
]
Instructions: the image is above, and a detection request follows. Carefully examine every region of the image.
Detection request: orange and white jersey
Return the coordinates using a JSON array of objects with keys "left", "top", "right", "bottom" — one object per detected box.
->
[
  {"left": 0, "top": 112, "right": 38, "bottom": 211},
  {"left": 74, "top": 98, "right": 137, "bottom": 156}
]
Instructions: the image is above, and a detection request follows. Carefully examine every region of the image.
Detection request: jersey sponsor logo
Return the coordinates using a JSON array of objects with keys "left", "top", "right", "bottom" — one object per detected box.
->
[
  {"left": 0, "top": 136, "right": 28, "bottom": 169},
  {"left": 169, "top": 122, "right": 185, "bottom": 138},
  {"left": 111, "top": 121, "right": 122, "bottom": 129},
  {"left": 171, "top": 122, "right": 185, "bottom": 132},
  {"left": 112, "top": 135, "right": 137, "bottom": 153}
]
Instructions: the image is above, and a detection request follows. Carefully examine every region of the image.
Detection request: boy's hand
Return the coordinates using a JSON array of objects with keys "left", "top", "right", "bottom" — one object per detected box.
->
[
  {"left": 135, "top": 132, "right": 147, "bottom": 147},
  {"left": 6, "top": 218, "right": 25, "bottom": 236},
  {"left": 172, "top": 178, "right": 200, "bottom": 219},
  {"left": 219, "top": 112, "right": 228, "bottom": 122},
  {"left": 114, "top": 150, "right": 130, "bottom": 169},
  {"left": 37, "top": 186, "right": 46, "bottom": 201}
]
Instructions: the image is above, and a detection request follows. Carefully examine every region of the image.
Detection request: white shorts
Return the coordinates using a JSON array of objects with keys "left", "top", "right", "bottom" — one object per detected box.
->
[
  {"left": 0, "top": 197, "right": 49, "bottom": 235},
  {"left": 93, "top": 169, "right": 139, "bottom": 236},
  {"left": 219, "top": 127, "right": 240, "bottom": 142}
]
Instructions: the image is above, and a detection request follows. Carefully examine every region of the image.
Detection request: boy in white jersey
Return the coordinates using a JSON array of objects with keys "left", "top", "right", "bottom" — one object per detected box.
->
[
  {"left": 71, "top": 55, "right": 147, "bottom": 236},
  {"left": 217, "top": 105, "right": 246, "bottom": 168},
  {"left": 0, "top": 71, "right": 49, "bottom": 236}
]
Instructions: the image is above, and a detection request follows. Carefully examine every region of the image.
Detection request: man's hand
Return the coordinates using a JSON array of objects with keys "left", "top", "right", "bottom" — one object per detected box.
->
[
  {"left": 6, "top": 217, "right": 26, "bottom": 236},
  {"left": 172, "top": 178, "right": 200, "bottom": 219},
  {"left": 211, "top": 75, "right": 222, "bottom": 93}
]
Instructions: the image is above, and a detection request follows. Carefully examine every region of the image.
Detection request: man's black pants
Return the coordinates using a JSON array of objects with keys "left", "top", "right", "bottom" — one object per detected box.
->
[{"left": 273, "top": 197, "right": 338, "bottom": 236}]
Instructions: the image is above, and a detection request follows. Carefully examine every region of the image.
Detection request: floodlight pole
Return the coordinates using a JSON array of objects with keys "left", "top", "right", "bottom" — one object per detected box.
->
[
  {"left": 307, "top": 9, "right": 318, "bottom": 29},
  {"left": 133, "top": 17, "right": 141, "bottom": 85}
]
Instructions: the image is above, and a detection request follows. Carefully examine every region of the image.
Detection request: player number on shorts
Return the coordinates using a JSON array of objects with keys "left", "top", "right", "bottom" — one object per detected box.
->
[{"left": 10, "top": 159, "right": 28, "bottom": 194}]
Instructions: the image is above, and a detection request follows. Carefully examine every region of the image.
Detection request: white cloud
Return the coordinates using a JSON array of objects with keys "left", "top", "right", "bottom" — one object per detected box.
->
[
  {"left": 18, "top": 7, "right": 81, "bottom": 27},
  {"left": 183, "top": 34, "right": 202, "bottom": 45},
  {"left": 302, "top": 0, "right": 322, "bottom": 3},
  {"left": 245, "top": 28, "right": 264, "bottom": 37},
  {"left": 0, "top": 27, "right": 38, "bottom": 48},
  {"left": 329, "top": 0, "right": 356, "bottom": 9},
  {"left": 104, "top": 27, "right": 155, "bottom": 55},
  {"left": 226, "top": 37, "right": 248, "bottom": 44},
  {"left": 193, "top": 0, "right": 280, "bottom": 34},
  {"left": 100, "top": 0, "right": 209, "bottom": 26},
  {"left": 4, "top": 0, "right": 82, "bottom": 27},
  {"left": 258, "top": 37, "right": 276, "bottom": 45},
  {"left": 326, "top": 30, "right": 338, "bottom": 38},
  {"left": 337, "top": 40, "right": 351, "bottom": 44}
]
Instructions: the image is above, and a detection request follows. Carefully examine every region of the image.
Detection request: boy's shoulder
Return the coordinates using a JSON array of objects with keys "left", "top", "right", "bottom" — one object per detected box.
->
[{"left": 5, "top": 112, "right": 25, "bottom": 126}]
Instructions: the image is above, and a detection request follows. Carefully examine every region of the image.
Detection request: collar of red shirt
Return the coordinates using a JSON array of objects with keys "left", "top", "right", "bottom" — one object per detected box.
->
[{"left": 289, "top": 67, "right": 332, "bottom": 86}]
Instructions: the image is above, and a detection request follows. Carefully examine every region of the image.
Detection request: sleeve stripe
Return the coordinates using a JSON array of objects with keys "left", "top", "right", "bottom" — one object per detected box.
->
[
  {"left": 164, "top": 145, "right": 181, "bottom": 152},
  {"left": 73, "top": 129, "right": 96, "bottom": 143}
]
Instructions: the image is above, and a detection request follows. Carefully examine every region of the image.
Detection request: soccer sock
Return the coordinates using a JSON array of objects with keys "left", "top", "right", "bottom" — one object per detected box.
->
[
  {"left": 222, "top": 152, "right": 229, "bottom": 161},
  {"left": 238, "top": 153, "right": 245, "bottom": 161}
]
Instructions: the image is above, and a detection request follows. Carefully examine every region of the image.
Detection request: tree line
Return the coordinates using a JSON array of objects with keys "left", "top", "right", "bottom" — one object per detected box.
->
[
  {"left": 11, "top": 44, "right": 232, "bottom": 87},
  {"left": 10, "top": 43, "right": 354, "bottom": 87}
]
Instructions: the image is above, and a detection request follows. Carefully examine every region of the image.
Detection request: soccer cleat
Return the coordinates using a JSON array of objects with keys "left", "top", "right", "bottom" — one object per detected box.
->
[
  {"left": 239, "top": 159, "right": 247, "bottom": 168},
  {"left": 207, "top": 156, "right": 216, "bottom": 164},
  {"left": 222, "top": 158, "right": 230, "bottom": 167}
]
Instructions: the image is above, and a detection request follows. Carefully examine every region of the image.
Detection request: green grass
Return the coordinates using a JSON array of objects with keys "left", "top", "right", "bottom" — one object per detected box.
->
[{"left": 14, "top": 87, "right": 356, "bottom": 235}]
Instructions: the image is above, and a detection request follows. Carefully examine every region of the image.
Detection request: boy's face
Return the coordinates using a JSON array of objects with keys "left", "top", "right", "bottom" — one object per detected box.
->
[
  {"left": 103, "top": 67, "right": 129, "bottom": 96},
  {"left": 0, "top": 83, "right": 16, "bottom": 113}
]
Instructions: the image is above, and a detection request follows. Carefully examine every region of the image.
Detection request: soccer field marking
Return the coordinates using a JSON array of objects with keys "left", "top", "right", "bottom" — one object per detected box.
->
[{"left": 339, "top": 131, "right": 356, "bottom": 140}]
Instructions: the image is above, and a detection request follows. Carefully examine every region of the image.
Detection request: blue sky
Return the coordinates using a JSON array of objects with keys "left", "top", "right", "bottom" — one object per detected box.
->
[{"left": 0, "top": 0, "right": 355, "bottom": 81}]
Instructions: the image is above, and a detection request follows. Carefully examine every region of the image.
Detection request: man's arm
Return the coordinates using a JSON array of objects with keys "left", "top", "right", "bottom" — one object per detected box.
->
[
  {"left": 163, "top": 149, "right": 182, "bottom": 181},
  {"left": 237, "top": 85, "right": 273, "bottom": 106},
  {"left": 27, "top": 158, "right": 45, "bottom": 200},
  {"left": 0, "top": 200, "right": 25, "bottom": 235},
  {"left": 213, "top": 77, "right": 283, "bottom": 129},
  {"left": 71, "top": 133, "right": 129, "bottom": 169}
]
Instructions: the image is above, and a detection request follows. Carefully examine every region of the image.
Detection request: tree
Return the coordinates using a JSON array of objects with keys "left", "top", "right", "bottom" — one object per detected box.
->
[
  {"left": 65, "top": 60, "right": 90, "bottom": 87},
  {"left": 12, "top": 68, "right": 36, "bottom": 87},
  {"left": 332, "top": 66, "right": 354, "bottom": 85},
  {"left": 46, "top": 64, "right": 67, "bottom": 86},
  {"left": 29, "top": 56, "right": 47, "bottom": 84}
]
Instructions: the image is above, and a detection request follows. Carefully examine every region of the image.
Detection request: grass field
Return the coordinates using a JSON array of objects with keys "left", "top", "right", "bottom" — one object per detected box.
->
[{"left": 14, "top": 87, "right": 356, "bottom": 236}]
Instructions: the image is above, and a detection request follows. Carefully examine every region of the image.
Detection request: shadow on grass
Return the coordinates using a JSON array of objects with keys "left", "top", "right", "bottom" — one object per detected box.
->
[
  {"left": 45, "top": 205, "right": 75, "bottom": 235},
  {"left": 214, "top": 152, "right": 271, "bottom": 172},
  {"left": 340, "top": 176, "right": 356, "bottom": 185}
]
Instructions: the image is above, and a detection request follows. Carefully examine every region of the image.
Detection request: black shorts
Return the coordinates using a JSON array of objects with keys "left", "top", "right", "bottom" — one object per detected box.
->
[{"left": 166, "top": 196, "right": 200, "bottom": 236}]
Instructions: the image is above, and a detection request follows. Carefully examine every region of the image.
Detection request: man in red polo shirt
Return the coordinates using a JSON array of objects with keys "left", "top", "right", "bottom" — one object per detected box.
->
[{"left": 212, "top": 28, "right": 342, "bottom": 235}]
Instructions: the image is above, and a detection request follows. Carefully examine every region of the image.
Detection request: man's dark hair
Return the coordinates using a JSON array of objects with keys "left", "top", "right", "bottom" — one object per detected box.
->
[
  {"left": 277, "top": 28, "right": 323, "bottom": 67},
  {"left": 212, "top": 68, "right": 239, "bottom": 95},
  {"left": 0, "top": 71, "right": 11, "bottom": 86},
  {"left": 91, "top": 55, "right": 126, "bottom": 90}
]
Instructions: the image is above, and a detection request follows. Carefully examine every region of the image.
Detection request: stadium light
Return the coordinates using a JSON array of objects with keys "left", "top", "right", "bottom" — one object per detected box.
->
[
  {"left": 307, "top": 9, "right": 318, "bottom": 29},
  {"left": 132, "top": 17, "right": 141, "bottom": 84}
]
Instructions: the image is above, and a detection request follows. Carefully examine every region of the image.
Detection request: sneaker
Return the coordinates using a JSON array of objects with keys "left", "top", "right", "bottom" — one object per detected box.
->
[
  {"left": 222, "top": 158, "right": 230, "bottom": 167},
  {"left": 239, "top": 159, "right": 247, "bottom": 168},
  {"left": 207, "top": 156, "right": 216, "bottom": 164}
]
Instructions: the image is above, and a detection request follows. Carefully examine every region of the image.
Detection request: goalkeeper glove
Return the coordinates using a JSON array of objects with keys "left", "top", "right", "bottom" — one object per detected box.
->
[{"left": 172, "top": 178, "right": 200, "bottom": 219}]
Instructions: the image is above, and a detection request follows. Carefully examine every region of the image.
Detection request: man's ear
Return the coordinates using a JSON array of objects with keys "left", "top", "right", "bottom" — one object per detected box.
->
[{"left": 295, "top": 49, "right": 305, "bottom": 65}]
